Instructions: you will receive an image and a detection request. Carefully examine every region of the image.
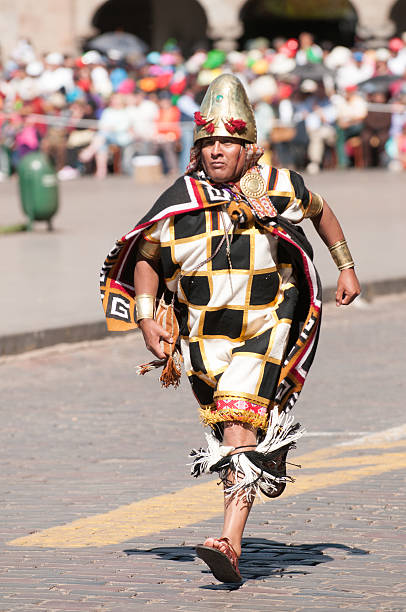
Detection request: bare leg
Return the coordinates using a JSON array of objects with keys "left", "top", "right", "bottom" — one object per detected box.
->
[
  {"left": 95, "top": 151, "right": 108, "bottom": 179},
  {"left": 204, "top": 421, "right": 257, "bottom": 558},
  {"left": 79, "top": 134, "right": 104, "bottom": 163}
]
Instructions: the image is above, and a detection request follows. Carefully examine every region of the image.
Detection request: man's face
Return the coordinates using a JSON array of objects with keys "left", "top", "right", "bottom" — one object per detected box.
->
[{"left": 200, "top": 137, "right": 246, "bottom": 183}]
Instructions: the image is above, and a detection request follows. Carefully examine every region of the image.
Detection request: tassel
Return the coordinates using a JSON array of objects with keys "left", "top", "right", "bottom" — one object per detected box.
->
[
  {"left": 194, "top": 111, "right": 215, "bottom": 134},
  {"left": 194, "top": 111, "right": 207, "bottom": 126},
  {"left": 224, "top": 117, "right": 247, "bottom": 134},
  {"left": 135, "top": 295, "right": 183, "bottom": 388},
  {"left": 205, "top": 122, "right": 215, "bottom": 134},
  {"left": 159, "top": 349, "right": 183, "bottom": 388}
]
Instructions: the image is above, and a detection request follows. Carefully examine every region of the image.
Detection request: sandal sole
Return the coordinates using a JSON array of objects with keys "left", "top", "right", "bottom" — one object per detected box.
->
[{"left": 195, "top": 545, "right": 242, "bottom": 583}]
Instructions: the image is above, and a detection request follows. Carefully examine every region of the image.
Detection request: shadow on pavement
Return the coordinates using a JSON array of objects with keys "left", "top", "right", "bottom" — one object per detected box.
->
[{"left": 124, "top": 538, "right": 368, "bottom": 589}]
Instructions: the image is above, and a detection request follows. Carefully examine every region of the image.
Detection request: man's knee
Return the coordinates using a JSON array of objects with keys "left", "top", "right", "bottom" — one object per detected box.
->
[{"left": 222, "top": 420, "right": 257, "bottom": 445}]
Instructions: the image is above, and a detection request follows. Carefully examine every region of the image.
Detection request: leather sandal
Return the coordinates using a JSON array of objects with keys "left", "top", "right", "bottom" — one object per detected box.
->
[{"left": 196, "top": 537, "right": 242, "bottom": 583}]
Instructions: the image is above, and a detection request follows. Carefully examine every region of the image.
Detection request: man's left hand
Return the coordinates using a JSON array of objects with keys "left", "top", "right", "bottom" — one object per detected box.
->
[{"left": 336, "top": 268, "right": 361, "bottom": 306}]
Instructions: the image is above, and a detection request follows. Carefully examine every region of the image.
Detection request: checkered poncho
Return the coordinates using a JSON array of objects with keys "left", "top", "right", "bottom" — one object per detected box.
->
[{"left": 100, "top": 167, "right": 322, "bottom": 414}]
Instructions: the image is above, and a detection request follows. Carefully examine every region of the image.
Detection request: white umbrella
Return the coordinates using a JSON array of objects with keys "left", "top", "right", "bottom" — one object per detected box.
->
[{"left": 88, "top": 32, "right": 148, "bottom": 57}]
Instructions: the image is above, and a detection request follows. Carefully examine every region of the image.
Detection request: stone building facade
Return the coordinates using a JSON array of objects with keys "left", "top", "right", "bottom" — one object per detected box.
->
[{"left": 0, "top": 0, "right": 405, "bottom": 59}]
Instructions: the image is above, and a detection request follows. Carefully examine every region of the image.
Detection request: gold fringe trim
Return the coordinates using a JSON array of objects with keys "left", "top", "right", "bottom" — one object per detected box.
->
[{"left": 199, "top": 407, "right": 268, "bottom": 430}]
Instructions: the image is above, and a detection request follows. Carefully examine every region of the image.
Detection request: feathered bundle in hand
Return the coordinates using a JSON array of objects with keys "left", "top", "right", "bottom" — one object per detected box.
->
[{"left": 136, "top": 297, "right": 183, "bottom": 388}]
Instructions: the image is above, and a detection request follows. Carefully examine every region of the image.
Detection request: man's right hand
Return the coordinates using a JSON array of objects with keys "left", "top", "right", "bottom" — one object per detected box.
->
[{"left": 138, "top": 319, "right": 173, "bottom": 360}]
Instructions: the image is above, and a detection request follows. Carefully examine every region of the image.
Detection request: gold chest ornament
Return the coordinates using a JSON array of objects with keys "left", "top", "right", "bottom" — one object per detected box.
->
[{"left": 239, "top": 169, "right": 267, "bottom": 199}]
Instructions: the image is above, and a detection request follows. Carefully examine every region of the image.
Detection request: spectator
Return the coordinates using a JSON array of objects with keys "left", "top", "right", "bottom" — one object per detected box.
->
[
  {"left": 334, "top": 85, "right": 368, "bottom": 168},
  {"left": 155, "top": 91, "right": 180, "bottom": 175},
  {"left": 177, "top": 87, "right": 199, "bottom": 173},
  {"left": 387, "top": 38, "right": 406, "bottom": 76},
  {"left": 374, "top": 48, "right": 392, "bottom": 77},
  {"left": 14, "top": 115, "right": 40, "bottom": 163},
  {"left": 40, "top": 92, "right": 68, "bottom": 170},
  {"left": 37, "top": 53, "right": 74, "bottom": 95},
  {"left": 58, "top": 99, "right": 96, "bottom": 180},
  {"left": 251, "top": 75, "right": 277, "bottom": 150},
  {"left": 360, "top": 92, "right": 392, "bottom": 167},
  {"left": 79, "top": 93, "right": 132, "bottom": 178},
  {"left": 122, "top": 90, "right": 159, "bottom": 173},
  {"left": 296, "top": 32, "right": 323, "bottom": 65},
  {"left": 1, "top": 32, "right": 406, "bottom": 179},
  {"left": 305, "top": 82, "right": 337, "bottom": 174},
  {"left": 335, "top": 51, "right": 374, "bottom": 90}
]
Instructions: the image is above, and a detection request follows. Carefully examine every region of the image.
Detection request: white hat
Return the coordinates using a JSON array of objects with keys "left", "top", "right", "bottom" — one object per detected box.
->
[
  {"left": 324, "top": 46, "right": 352, "bottom": 70},
  {"left": 375, "top": 48, "right": 390, "bottom": 62},
  {"left": 196, "top": 69, "right": 218, "bottom": 87},
  {"left": 26, "top": 61, "right": 44, "bottom": 77},
  {"left": 300, "top": 79, "right": 318, "bottom": 93},
  {"left": 45, "top": 52, "right": 64, "bottom": 66},
  {"left": 227, "top": 51, "right": 246, "bottom": 66},
  {"left": 82, "top": 50, "right": 103, "bottom": 65},
  {"left": 247, "top": 49, "right": 263, "bottom": 62},
  {"left": 249, "top": 75, "right": 277, "bottom": 102},
  {"left": 269, "top": 54, "right": 295, "bottom": 75}
]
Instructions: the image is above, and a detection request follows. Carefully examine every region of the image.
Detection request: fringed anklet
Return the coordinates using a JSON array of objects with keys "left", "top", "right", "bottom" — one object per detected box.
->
[{"left": 188, "top": 407, "right": 304, "bottom": 502}]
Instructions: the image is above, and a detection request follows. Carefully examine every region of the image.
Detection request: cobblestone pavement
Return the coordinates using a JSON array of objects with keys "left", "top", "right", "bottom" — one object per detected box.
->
[{"left": 0, "top": 294, "right": 405, "bottom": 611}]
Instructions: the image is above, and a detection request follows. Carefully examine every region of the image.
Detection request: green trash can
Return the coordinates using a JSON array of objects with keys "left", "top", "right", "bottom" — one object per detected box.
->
[{"left": 17, "top": 152, "right": 59, "bottom": 230}]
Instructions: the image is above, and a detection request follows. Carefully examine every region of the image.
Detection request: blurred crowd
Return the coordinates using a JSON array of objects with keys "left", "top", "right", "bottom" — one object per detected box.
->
[{"left": 1, "top": 31, "right": 406, "bottom": 181}]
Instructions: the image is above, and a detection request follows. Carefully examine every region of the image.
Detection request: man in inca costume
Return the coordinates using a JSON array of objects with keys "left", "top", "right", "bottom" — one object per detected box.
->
[{"left": 100, "top": 75, "right": 360, "bottom": 583}]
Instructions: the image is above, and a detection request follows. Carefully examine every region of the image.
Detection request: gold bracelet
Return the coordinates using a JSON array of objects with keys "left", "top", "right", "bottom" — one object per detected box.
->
[
  {"left": 328, "top": 240, "right": 354, "bottom": 271},
  {"left": 305, "top": 192, "right": 324, "bottom": 218},
  {"left": 135, "top": 294, "right": 156, "bottom": 321}
]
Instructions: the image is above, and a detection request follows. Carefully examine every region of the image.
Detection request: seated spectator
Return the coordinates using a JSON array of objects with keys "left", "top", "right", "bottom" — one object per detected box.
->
[
  {"left": 304, "top": 81, "right": 337, "bottom": 174},
  {"left": 58, "top": 99, "right": 96, "bottom": 180},
  {"left": 285, "top": 80, "right": 315, "bottom": 169},
  {"left": 335, "top": 51, "right": 374, "bottom": 90},
  {"left": 334, "top": 85, "right": 367, "bottom": 168},
  {"left": 387, "top": 38, "right": 406, "bottom": 76},
  {"left": 296, "top": 32, "right": 323, "bottom": 65},
  {"left": 122, "top": 90, "right": 159, "bottom": 174},
  {"left": 37, "top": 53, "right": 74, "bottom": 96},
  {"left": 14, "top": 115, "right": 40, "bottom": 163},
  {"left": 2, "top": 33, "right": 406, "bottom": 180},
  {"left": 374, "top": 48, "right": 391, "bottom": 77},
  {"left": 360, "top": 92, "right": 392, "bottom": 168},
  {"left": 177, "top": 87, "right": 200, "bottom": 173},
  {"left": 251, "top": 75, "right": 277, "bottom": 161},
  {"left": 40, "top": 92, "right": 69, "bottom": 171},
  {"left": 155, "top": 91, "right": 180, "bottom": 175},
  {"left": 79, "top": 93, "right": 132, "bottom": 178}
]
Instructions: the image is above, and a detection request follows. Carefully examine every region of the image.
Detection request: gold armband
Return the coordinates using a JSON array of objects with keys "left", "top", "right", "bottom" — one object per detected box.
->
[
  {"left": 305, "top": 192, "right": 324, "bottom": 219},
  {"left": 328, "top": 240, "right": 354, "bottom": 271},
  {"left": 135, "top": 294, "right": 156, "bottom": 321},
  {"left": 138, "top": 237, "right": 161, "bottom": 261}
]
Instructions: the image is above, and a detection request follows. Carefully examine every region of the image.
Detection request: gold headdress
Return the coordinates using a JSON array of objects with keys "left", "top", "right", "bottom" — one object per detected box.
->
[{"left": 193, "top": 74, "right": 257, "bottom": 144}]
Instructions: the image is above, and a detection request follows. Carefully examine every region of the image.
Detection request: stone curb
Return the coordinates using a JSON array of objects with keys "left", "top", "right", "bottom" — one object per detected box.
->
[{"left": 1, "top": 276, "right": 406, "bottom": 357}]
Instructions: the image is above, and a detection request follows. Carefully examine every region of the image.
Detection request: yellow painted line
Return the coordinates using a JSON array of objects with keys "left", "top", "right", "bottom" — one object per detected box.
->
[{"left": 8, "top": 437, "right": 406, "bottom": 549}]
